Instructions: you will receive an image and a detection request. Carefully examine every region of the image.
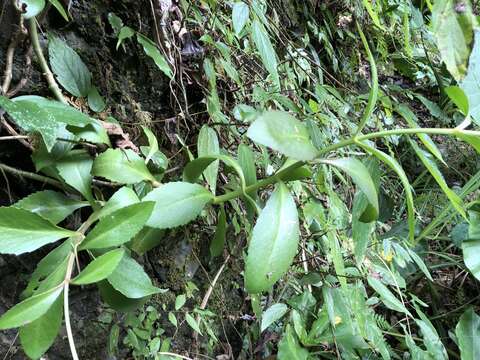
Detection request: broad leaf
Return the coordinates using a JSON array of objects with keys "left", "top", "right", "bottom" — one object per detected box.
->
[
  {"left": 278, "top": 325, "right": 309, "bottom": 360},
  {"left": 0, "top": 207, "right": 76, "bottom": 255},
  {"left": 0, "top": 287, "right": 63, "bottom": 329},
  {"left": 20, "top": 0, "right": 46, "bottom": 19},
  {"left": 19, "top": 297, "right": 63, "bottom": 359},
  {"left": 14, "top": 190, "right": 88, "bottom": 224},
  {"left": 367, "top": 277, "right": 410, "bottom": 315},
  {"left": 175, "top": 294, "right": 186, "bottom": 310},
  {"left": 72, "top": 249, "right": 125, "bottom": 285},
  {"left": 461, "top": 31, "right": 480, "bottom": 125},
  {"left": 185, "top": 313, "right": 202, "bottom": 335},
  {"left": 143, "top": 182, "right": 213, "bottom": 229},
  {"left": 96, "top": 186, "right": 140, "bottom": 220},
  {"left": 261, "top": 303, "right": 288, "bottom": 332},
  {"left": 210, "top": 205, "right": 226, "bottom": 258},
  {"left": 130, "top": 227, "right": 165, "bottom": 255},
  {"left": 56, "top": 150, "right": 94, "bottom": 203},
  {"left": 245, "top": 183, "right": 299, "bottom": 293},
  {"left": 48, "top": 35, "right": 92, "bottom": 97},
  {"left": 87, "top": 86, "right": 106, "bottom": 112},
  {"left": 92, "top": 148, "right": 156, "bottom": 184},
  {"left": 107, "top": 255, "right": 163, "bottom": 298},
  {"left": 445, "top": 85, "right": 469, "bottom": 115},
  {"left": 247, "top": 111, "right": 318, "bottom": 161},
  {"left": 463, "top": 211, "right": 480, "bottom": 281},
  {"left": 80, "top": 202, "right": 154, "bottom": 250},
  {"left": 98, "top": 280, "right": 148, "bottom": 312},
  {"left": 197, "top": 125, "right": 220, "bottom": 194},
  {"left": 137, "top": 34, "right": 172, "bottom": 78},
  {"left": 455, "top": 307, "right": 480, "bottom": 360},
  {"left": 232, "top": 2, "right": 249, "bottom": 36},
  {"left": 432, "top": 0, "right": 475, "bottom": 80},
  {"left": 251, "top": 19, "right": 279, "bottom": 86},
  {"left": 322, "top": 158, "right": 379, "bottom": 222}
]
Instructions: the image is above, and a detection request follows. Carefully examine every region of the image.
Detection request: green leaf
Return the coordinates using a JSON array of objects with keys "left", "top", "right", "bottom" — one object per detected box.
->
[
  {"left": 87, "top": 86, "right": 106, "bottom": 112},
  {"left": 0, "top": 287, "right": 63, "bottom": 330},
  {"left": 210, "top": 205, "right": 226, "bottom": 258},
  {"left": 20, "top": 0, "right": 46, "bottom": 18},
  {"left": 463, "top": 211, "right": 480, "bottom": 281},
  {"left": 455, "top": 307, "right": 480, "bottom": 360},
  {"left": 395, "top": 104, "right": 445, "bottom": 164},
  {"left": 107, "top": 255, "right": 163, "bottom": 298},
  {"left": 72, "top": 249, "right": 125, "bottom": 285},
  {"left": 197, "top": 125, "right": 220, "bottom": 194},
  {"left": 238, "top": 144, "right": 257, "bottom": 187},
  {"left": 322, "top": 158, "right": 379, "bottom": 222},
  {"left": 48, "top": 35, "right": 92, "bottom": 97},
  {"left": 97, "top": 186, "right": 140, "bottom": 220},
  {"left": 92, "top": 149, "right": 156, "bottom": 184},
  {"left": 445, "top": 85, "right": 469, "bottom": 115},
  {"left": 461, "top": 30, "right": 480, "bottom": 125},
  {"left": 247, "top": 111, "right": 318, "bottom": 161},
  {"left": 278, "top": 325, "right": 309, "bottom": 360},
  {"left": 0, "top": 207, "right": 76, "bottom": 255},
  {"left": 137, "top": 34, "right": 172, "bottom": 78},
  {"left": 108, "top": 13, "right": 124, "bottom": 35},
  {"left": 142, "top": 126, "right": 159, "bottom": 165},
  {"left": 362, "top": 0, "right": 383, "bottom": 30},
  {"left": 80, "top": 202, "right": 154, "bottom": 250},
  {"left": 130, "top": 227, "right": 165, "bottom": 255},
  {"left": 367, "top": 277, "right": 410, "bottom": 315},
  {"left": 143, "top": 182, "right": 213, "bottom": 229},
  {"left": 185, "top": 313, "right": 202, "bottom": 335},
  {"left": 352, "top": 192, "right": 374, "bottom": 266},
  {"left": 98, "top": 280, "right": 148, "bottom": 312},
  {"left": 175, "top": 294, "right": 186, "bottom": 311},
  {"left": 56, "top": 150, "right": 94, "bottom": 203},
  {"left": 432, "top": 0, "right": 475, "bottom": 80},
  {"left": 409, "top": 139, "right": 466, "bottom": 219},
  {"left": 261, "top": 303, "right": 288, "bottom": 332},
  {"left": 251, "top": 19, "right": 279, "bottom": 86},
  {"left": 117, "top": 26, "right": 135, "bottom": 49},
  {"left": 48, "top": 0, "right": 69, "bottom": 21},
  {"left": 359, "top": 142, "right": 415, "bottom": 242},
  {"left": 245, "top": 183, "right": 299, "bottom": 294},
  {"left": 14, "top": 190, "right": 88, "bottom": 224},
  {"left": 232, "top": 2, "right": 249, "bottom": 36},
  {"left": 183, "top": 155, "right": 245, "bottom": 188},
  {"left": 0, "top": 96, "right": 91, "bottom": 151},
  {"left": 19, "top": 297, "right": 63, "bottom": 360}
]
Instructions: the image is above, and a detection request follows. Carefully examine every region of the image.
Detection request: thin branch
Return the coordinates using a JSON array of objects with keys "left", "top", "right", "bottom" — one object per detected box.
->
[{"left": 0, "top": 162, "right": 64, "bottom": 188}]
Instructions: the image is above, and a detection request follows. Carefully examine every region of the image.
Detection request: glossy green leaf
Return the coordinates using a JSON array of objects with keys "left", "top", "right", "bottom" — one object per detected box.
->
[
  {"left": 142, "top": 126, "right": 159, "bottom": 165},
  {"left": 92, "top": 149, "right": 156, "bottom": 184},
  {"left": 210, "top": 205, "right": 226, "bottom": 258},
  {"left": 130, "top": 227, "right": 165, "bottom": 255},
  {"left": 0, "top": 207, "right": 76, "bottom": 255},
  {"left": 107, "top": 255, "right": 163, "bottom": 298},
  {"left": 367, "top": 277, "right": 410, "bottom": 315},
  {"left": 247, "top": 111, "right": 318, "bottom": 161},
  {"left": 461, "top": 31, "right": 480, "bottom": 125},
  {"left": 359, "top": 142, "right": 415, "bottom": 242},
  {"left": 97, "top": 186, "right": 140, "bottom": 220},
  {"left": 19, "top": 296, "right": 63, "bottom": 360},
  {"left": 445, "top": 85, "right": 469, "bottom": 115},
  {"left": 463, "top": 211, "right": 480, "bottom": 281},
  {"left": 409, "top": 139, "right": 466, "bottom": 219},
  {"left": 137, "top": 34, "right": 172, "bottom": 78},
  {"left": 197, "top": 125, "right": 220, "bottom": 194},
  {"left": 14, "top": 190, "right": 88, "bottom": 224},
  {"left": 261, "top": 303, "right": 288, "bottom": 332},
  {"left": 251, "top": 19, "right": 279, "bottom": 86},
  {"left": 278, "top": 325, "right": 309, "bottom": 360},
  {"left": 455, "top": 307, "right": 480, "bottom": 360},
  {"left": 20, "top": 0, "right": 45, "bottom": 18},
  {"left": 80, "top": 202, "right": 154, "bottom": 250},
  {"left": 185, "top": 313, "right": 202, "bottom": 335},
  {"left": 144, "top": 182, "right": 213, "bottom": 229},
  {"left": 87, "top": 86, "right": 106, "bottom": 112},
  {"left": 56, "top": 150, "right": 94, "bottom": 203},
  {"left": 395, "top": 104, "right": 445, "bottom": 164},
  {"left": 322, "top": 158, "right": 379, "bottom": 222},
  {"left": 232, "top": 2, "right": 249, "bottom": 36},
  {"left": 72, "top": 249, "right": 125, "bottom": 285},
  {"left": 48, "top": 35, "right": 92, "bottom": 97},
  {"left": 0, "top": 287, "right": 63, "bottom": 329},
  {"left": 432, "top": 0, "right": 475, "bottom": 81},
  {"left": 245, "top": 183, "right": 299, "bottom": 293},
  {"left": 48, "top": 0, "right": 68, "bottom": 21}
]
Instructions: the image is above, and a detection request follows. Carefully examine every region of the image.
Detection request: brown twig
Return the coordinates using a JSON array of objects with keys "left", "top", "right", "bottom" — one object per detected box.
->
[
  {"left": 1, "top": 16, "right": 27, "bottom": 94},
  {"left": 0, "top": 116, "right": 33, "bottom": 149}
]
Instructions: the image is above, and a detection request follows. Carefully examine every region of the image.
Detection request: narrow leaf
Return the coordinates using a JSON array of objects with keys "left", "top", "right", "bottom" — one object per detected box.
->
[
  {"left": 197, "top": 125, "right": 220, "bottom": 194},
  {"left": 251, "top": 19, "right": 279, "bottom": 86},
  {"left": 137, "top": 34, "right": 172, "bottom": 78},
  {"left": 210, "top": 205, "right": 226, "bottom": 257},
  {"left": 232, "top": 2, "right": 249, "bottom": 36},
  {"left": 72, "top": 249, "right": 125, "bottom": 285},
  {"left": 142, "top": 126, "right": 159, "bottom": 164}
]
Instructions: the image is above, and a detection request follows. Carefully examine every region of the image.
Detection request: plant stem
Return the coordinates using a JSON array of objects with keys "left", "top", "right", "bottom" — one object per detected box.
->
[
  {"left": 214, "top": 127, "right": 479, "bottom": 204},
  {"left": 28, "top": 18, "right": 67, "bottom": 104},
  {"left": 0, "top": 162, "right": 63, "bottom": 188}
]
